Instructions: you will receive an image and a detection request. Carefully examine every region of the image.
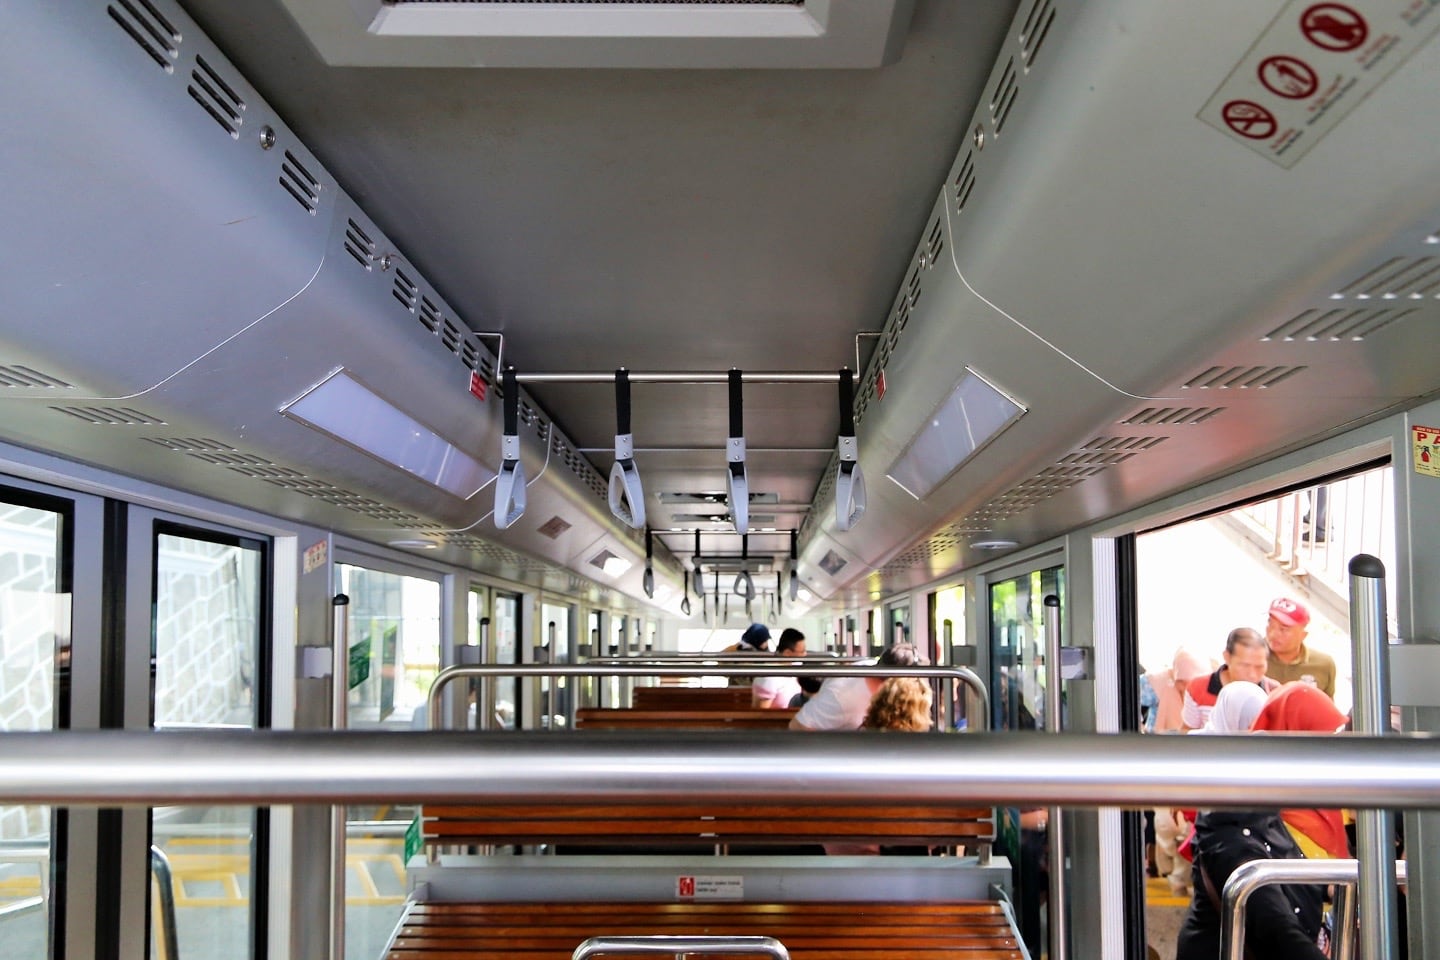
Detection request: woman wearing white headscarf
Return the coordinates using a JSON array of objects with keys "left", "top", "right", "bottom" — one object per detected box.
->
[{"left": 1192, "top": 680, "right": 1267, "bottom": 735}]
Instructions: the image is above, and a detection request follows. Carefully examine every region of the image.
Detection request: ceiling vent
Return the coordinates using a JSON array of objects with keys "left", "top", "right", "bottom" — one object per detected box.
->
[
  {"left": 280, "top": 150, "right": 320, "bottom": 215},
  {"left": 1332, "top": 256, "right": 1440, "bottom": 300},
  {"left": 51, "top": 405, "right": 166, "bottom": 426},
  {"left": 537, "top": 515, "right": 572, "bottom": 540},
  {"left": 277, "top": 0, "right": 916, "bottom": 69},
  {"left": 0, "top": 365, "right": 72, "bottom": 389},
  {"left": 1264, "top": 307, "right": 1417, "bottom": 342},
  {"left": 108, "top": 0, "right": 180, "bottom": 72},
  {"left": 188, "top": 55, "right": 245, "bottom": 138},
  {"left": 1123, "top": 406, "right": 1224, "bottom": 426},
  {"left": 1182, "top": 365, "right": 1305, "bottom": 390}
]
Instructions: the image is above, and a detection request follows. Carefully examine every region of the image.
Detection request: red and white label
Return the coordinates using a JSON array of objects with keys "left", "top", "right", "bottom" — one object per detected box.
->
[
  {"left": 675, "top": 875, "right": 743, "bottom": 900},
  {"left": 468, "top": 371, "right": 488, "bottom": 402},
  {"left": 875, "top": 369, "right": 887, "bottom": 401},
  {"left": 1301, "top": 3, "right": 1370, "bottom": 51}
]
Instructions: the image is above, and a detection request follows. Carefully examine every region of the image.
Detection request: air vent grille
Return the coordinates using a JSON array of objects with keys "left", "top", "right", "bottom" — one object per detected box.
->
[
  {"left": 1333, "top": 256, "right": 1440, "bottom": 300},
  {"left": 554, "top": 432, "right": 609, "bottom": 502},
  {"left": 1123, "top": 406, "right": 1224, "bottom": 426},
  {"left": 51, "top": 405, "right": 166, "bottom": 425},
  {"left": 392, "top": 269, "right": 419, "bottom": 311},
  {"left": 953, "top": 150, "right": 977, "bottom": 214},
  {"left": 188, "top": 55, "right": 244, "bottom": 138},
  {"left": 881, "top": 536, "right": 961, "bottom": 573},
  {"left": 990, "top": 57, "right": 1019, "bottom": 134},
  {"left": 143, "top": 437, "right": 235, "bottom": 453},
  {"left": 344, "top": 219, "right": 375, "bottom": 269},
  {"left": 537, "top": 516, "right": 572, "bottom": 540},
  {"left": 0, "top": 365, "right": 72, "bottom": 388},
  {"left": 419, "top": 296, "right": 442, "bottom": 333},
  {"left": 855, "top": 235, "right": 929, "bottom": 427},
  {"left": 1019, "top": 0, "right": 1057, "bottom": 67},
  {"left": 441, "top": 317, "right": 465, "bottom": 354},
  {"left": 957, "top": 434, "right": 1166, "bottom": 523},
  {"left": 280, "top": 151, "right": 320, "bottom": 215},
  {"left": 107, "top": 0, "right": 179, "bottom": 72},
  {"left": 1264, "top": 306, "right": 1417, "bottom": 341},
  {"left": 1183, "top": 365, "right": 1305, "bottom": 389}
]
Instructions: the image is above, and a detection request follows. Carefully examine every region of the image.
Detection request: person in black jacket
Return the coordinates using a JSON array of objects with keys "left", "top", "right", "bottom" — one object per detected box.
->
[{"left": 1174, "top": 809, "right": 1327, "bottom": 960}]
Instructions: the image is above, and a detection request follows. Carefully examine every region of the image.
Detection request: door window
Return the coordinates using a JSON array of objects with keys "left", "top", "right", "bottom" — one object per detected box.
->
[
  {"left": 150, "top": 526, "right": 267, "bottom": 960},
  {"left": 0, "top": 496, "right": 67, "bottom": 960}
]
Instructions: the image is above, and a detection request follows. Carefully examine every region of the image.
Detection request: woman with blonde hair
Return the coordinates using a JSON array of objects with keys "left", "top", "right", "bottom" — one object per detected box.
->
[{"left": 864, "top": 676, "right": 933, "bottom": 732}]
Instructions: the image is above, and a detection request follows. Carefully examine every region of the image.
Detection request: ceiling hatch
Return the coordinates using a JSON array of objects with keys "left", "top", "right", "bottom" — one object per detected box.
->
[{"left": 278, "top": 0, "right": 917, "bottom": 68}]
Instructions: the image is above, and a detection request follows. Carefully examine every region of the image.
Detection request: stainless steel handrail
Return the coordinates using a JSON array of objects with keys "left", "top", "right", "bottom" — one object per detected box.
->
[
  {"left": 5, "top": 731, "right": 1440, "bottom": 808},
  {"left": 150, "top": 845, "right": 181, "bottom": 960},
  {"left": 1221, "top": 857, "right": 1408, "bottom": 960},
  {"left": 573, "top": 935, "right": 789, "bottom": 960},
  {"left": 1042, "top": 594, "right": 1067, "bottom": 960},
  {"left": 427, "top": 663, "right": 989, "bottom": 732}
]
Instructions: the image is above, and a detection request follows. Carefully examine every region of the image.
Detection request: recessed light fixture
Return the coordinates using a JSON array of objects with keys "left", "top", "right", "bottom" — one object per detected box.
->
[
  {"left": 282, "top": 369, "right": 495, "bottom": 499},
  {"left": 388, "top": 538, "right": 439, "bottom": 550},
  {"left": 971, "top": 539, "right": 1020, "bottom": 551},
  {"left": 588, "top": 549, "right": 633, "bottom": 578},
  {"left": 886, "top": 368, "right": 1026, "bottom": 501}
]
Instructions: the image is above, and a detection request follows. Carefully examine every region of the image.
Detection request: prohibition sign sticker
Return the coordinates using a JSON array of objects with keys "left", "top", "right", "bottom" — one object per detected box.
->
[
  {"left": 1222, "top": 100, "right": 1277, "bottom": 140},
  {"left": 1300, "top": 3, "right": 1368, "bottom": 52},
  {"left": 1258, "top": 55, "right": 1318, "bottom": 99}
]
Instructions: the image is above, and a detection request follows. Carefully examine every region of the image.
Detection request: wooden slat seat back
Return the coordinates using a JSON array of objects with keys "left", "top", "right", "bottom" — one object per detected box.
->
[
  {"left": 423, "top": 802, "right": 995, "bottom": 848},
  {"left": 385, "top": 901, "right": 1026, "bottom": 960},
  {"left": 574, "top": 708, "right": 796, "bottom": 730},
  {"left": 632, "top": 686, "right": 755, "bottom": 711}
]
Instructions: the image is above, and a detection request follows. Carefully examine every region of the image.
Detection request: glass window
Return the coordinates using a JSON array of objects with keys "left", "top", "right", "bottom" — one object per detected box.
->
[
  {"left": 539, "top": 601, "right": 570, "bottom": 728},
  {"left": 492, "top": 592, "right": 519, "bottom": 728},
  {"left": 930, "top": 585, "right": 969, "bottom": 727},
  {"left": 150, "top": 527, "right": 266, "bottom": 960},
  {"left": 0, "top": 497, "right": 66, "bottom": 960},
  {"left": 337, "top": 563, "right": 441, "bottom": 960}
]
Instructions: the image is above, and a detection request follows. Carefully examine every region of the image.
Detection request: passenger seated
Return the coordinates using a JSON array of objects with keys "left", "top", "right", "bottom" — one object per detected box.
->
[
  {"left": 789, "top": 642, "right": 921, "bottom": 731},
  {"left": 788, "top": 675, "right": 822, "bottom": 708},
  {"left": 863, "top": 677, "right": 933, "bottom": 731},
  {"left": 752, "top": 628, "right": 805, "bottom": 708}
]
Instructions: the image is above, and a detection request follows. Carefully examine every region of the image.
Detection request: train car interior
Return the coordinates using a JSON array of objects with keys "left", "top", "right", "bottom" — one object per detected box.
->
[{"left": 3, "top": 1, "right": 1440, "bottom": 959}]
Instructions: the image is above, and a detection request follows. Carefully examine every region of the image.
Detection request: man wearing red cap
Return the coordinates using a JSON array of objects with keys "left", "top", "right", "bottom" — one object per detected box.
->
[{"left": 1264, "top": 597, "right": 1336, "bottom": 698}]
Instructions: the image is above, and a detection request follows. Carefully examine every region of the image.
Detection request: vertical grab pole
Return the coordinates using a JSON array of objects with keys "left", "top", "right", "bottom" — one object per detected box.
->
[
  {"left": 1348, "top": 554, "right": 1399, "bottom": 960},
  {"left": 1043, "top": 594, "right": 1068, "bottom": 960},
  {"left": 330, "top": 594, "right": 350, "bottom": 960}
]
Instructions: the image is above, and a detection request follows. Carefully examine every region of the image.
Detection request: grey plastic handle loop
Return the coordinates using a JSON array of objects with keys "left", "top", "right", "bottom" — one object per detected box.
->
[
  {"left": 608, "top": 441, "right": 646, "bottom": 528},
  {"left": 733, "top": 569, "right": 755, "bottom": 600},
  {"left": 835, "top": 437, "right": 865, "bottom": 531},
  {"left": 727, "top": 441, "right": 749, "bottom": 535},
  {"left": 494, "top": 433, "right": 527, "bottom": 529}
]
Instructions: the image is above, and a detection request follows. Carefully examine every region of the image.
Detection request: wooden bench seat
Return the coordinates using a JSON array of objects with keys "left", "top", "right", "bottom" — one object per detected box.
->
[
  {"left": 423, "top": 802, "right": 994, "bottom": 848},
  {"left": 632, "top": 686, "right": 756, "bottom": 711},
  {"left": 385, "top": 901, "right": 1025, "bottom": 960},
  {"left": 574, "top": 708, "right": 796, "bottom": 730}
]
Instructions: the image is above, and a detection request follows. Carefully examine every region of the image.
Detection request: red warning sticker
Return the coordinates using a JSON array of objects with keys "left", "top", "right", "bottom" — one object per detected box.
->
[
  {"left": 1199, "top": 0, "right": 1440, "bottom": 168},
  {"left": 875, "top": 369, "right": 887, "bottom": 401},
  {"left": 468, "top": 371, "right": 488, "bottom": 402},
  {"left": 1222, "top": 100, "right": 1278, "bottom": 139},
  {"left": 1300, "top": 3, "right": 1369, "bottom": 52},
  {"left": 1258, "top": 55, "right": 1319, "bottom": 99}
]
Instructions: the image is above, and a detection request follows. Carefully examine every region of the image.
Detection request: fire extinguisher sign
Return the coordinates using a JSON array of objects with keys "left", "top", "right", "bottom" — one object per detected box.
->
[{"left": 1413, "top": 424, "right": 1440, "bottom": 478}]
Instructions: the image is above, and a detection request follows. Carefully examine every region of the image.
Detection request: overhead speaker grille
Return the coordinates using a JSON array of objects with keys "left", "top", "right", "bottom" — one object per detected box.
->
[
  {"left": 188, "top": 55, "right": 245, "bottom": 138},
  {"left": 107, "top": 0, "right": 180, "bottom": 72},
  {"left": 959, "top": 435, "right": 1165, "bottom": 523},
  {"left": 1182, "top": 365, "right": 1305, "bottom": 390},
  {"left": 1264, "top": 306, "right": 1417, "bottom": 341}
]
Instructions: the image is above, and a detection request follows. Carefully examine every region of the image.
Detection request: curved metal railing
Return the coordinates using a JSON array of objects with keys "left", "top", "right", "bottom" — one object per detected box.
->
[{"left": 426, "top": 662, "right": 989, "bottom": 732}]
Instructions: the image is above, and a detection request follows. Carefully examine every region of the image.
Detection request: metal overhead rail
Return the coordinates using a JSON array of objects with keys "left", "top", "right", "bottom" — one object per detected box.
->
[
  {"left": 513, "top": 372, "right": 843, "bottom": 384},
  {"left": 4, "top": 731, "right": 1440, "bottom": 808}
]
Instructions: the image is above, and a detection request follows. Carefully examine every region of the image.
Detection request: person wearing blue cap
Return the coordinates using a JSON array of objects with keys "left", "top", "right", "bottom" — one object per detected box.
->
[{"left": 724, "top": 623, "right": 772, "bottom": 653}]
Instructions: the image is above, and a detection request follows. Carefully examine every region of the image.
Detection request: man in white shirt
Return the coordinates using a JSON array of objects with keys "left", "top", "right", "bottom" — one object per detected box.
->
[
  {"left": 789, "top": 642, "right": 921, "bottom": 730},
  {"left": 752, "top": 628, "right": 806, "bottom": 708}
]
